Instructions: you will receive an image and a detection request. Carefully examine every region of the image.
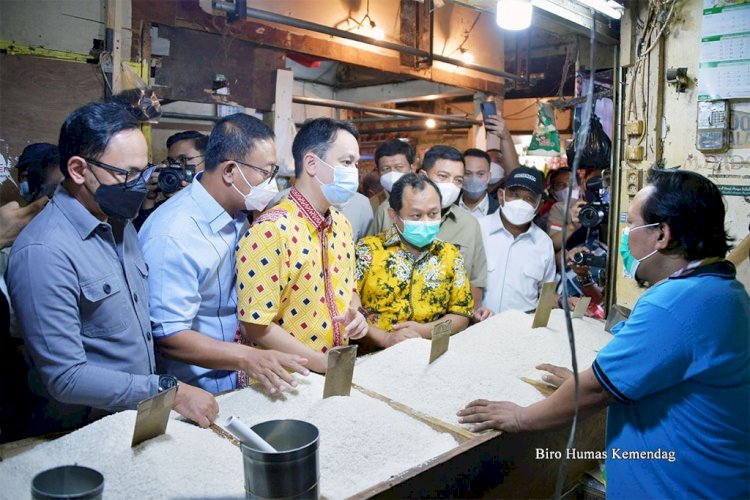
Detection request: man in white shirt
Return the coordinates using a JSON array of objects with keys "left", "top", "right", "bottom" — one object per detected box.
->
[
  {"left": 458, "top": 149, "right": 499, "bottom": 218},
  {"left": 479, "top": 166, "right": 555, "bottom": 313}
]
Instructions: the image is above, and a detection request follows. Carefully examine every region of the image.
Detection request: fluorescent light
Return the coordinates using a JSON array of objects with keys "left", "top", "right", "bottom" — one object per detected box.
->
[
  {"left": 461, "top": 50, "right": 475, "bottom": 65},
  {"left": 371, "top": 25, "right": 385, "bottom": 40},
  {"left": 497, "top": 0, "right": 533, "bottom": 30},
  {"left": 576, "top": 0, "right": 623, "bottom": 19},
  {"left": 425, "top": 118, "right": 437, "bottom": 129}
]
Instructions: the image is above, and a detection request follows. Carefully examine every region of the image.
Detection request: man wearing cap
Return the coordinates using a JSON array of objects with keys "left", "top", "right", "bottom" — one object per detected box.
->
[{"left": 478, "top": 166, "right": 555, "bottom": 314}]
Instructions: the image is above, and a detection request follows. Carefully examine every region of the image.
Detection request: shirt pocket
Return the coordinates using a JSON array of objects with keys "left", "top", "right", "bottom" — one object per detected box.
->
[{"left": 80, "top": 273, "right": 128, "bottom": 337}]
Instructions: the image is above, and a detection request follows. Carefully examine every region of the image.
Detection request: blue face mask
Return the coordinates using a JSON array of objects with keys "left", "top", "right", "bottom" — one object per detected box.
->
[
  {"left": 619, "top": 222, "right": 659, "bottom": 279},
  {"left": 397, "top": 217, "right": 441, "bottom": 248},
  {"left": 314, "top": 155, "right": 359, "bottom": 208}
]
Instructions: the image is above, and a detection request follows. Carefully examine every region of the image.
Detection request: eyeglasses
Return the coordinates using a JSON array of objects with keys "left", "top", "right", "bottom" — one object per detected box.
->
[
  {"left": 167, "top": 155, "right": 204, "bottom": 168},
  {"left": 226, "top": 159, "right": 279, "bottom": 181},
  {"left": 85, "top": 158, "right": 157, "bottom": 188}
]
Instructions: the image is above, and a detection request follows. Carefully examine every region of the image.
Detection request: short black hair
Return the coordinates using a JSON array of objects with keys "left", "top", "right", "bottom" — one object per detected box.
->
[
  {"left": 375, "top": 139, "right": 415, "bottom": 170},
  {"left": 422, "top": 145, "right": 464, "bottom": 172},
  {"left": 292, "top": 118, "right": 359, "bottom": 177},
  {"left": 166, "top": 130, "right": 208, "bottom": 151},
  {"left": 58, "top": 102, "right": 139, "bottom": 178},
  {"left": 547, "top": 167, "right": 571, "bottom": 186},
  {"left": 641, "top": 168, "right": 732, "bottom": 260},
  {"left": 23, "top": 144, "right": 60, "bottom": 200},
  {"left": 389, "top": 172, "right": 441, "bottom": 214},
  {"left": 204, "top": 113, "right": 274, "bottom": 172},
  {"left": 463, "top": 148, "right": 491, "bottom": 165}
]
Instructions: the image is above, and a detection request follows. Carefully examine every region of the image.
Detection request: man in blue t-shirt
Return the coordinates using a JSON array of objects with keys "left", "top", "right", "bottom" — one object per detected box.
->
[{"left": 458, "top": 169, "right": 749, "bottom": 499}]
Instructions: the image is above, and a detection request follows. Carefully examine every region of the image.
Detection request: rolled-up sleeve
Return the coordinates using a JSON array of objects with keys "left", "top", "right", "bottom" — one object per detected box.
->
[
  {"left": 141, "top": 234, "right": 200, "bottom": 337},
  {"left": 7, "top": 244, "right": 158, "bottom": 411}
]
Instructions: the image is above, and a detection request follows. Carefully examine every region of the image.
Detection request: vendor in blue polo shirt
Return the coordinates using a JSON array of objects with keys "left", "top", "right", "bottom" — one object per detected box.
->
[{"left": 458, "top": 168, "right": 749, "bottom": 499}]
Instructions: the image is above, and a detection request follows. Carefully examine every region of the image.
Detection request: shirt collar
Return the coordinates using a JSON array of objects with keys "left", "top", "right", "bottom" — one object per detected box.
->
[
  {"left": 487, "top": 209, "right": 534, "bottom": 239},
  {"left": 459, "top": 193, "right": 489, "bottom": 215},
  {"left": 289, "top": 187, "right": 332, "bottom": 231},
  {"left": 669, "top": 258, "right": 736, "bottom": 280},
  {"left": 193, "top": 173, "right": 238, "bottom": 233},
  {"left": 53, "top": 184, "right": 107, "bottom": 239},
  {"left": 383, "top": 225, "right": 436, "bottom": 260}
]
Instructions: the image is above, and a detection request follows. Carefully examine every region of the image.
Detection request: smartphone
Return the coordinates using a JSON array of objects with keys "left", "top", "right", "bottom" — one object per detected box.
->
[{"left": 481, "top": 101, "right": 497, "bottom": 124}]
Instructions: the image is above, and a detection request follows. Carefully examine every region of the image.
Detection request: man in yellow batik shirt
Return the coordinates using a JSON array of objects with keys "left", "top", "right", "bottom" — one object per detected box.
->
[
  {"left": 236, "top": 118, "right": 368, "bottom": 374},
  {"left": 356, "top": 173, "right": 474, "bottom": 350}
]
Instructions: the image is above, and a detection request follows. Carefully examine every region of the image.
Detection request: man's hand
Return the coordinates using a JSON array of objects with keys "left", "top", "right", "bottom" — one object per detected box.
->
[
  {"left": 0, "top": 197, "right": 48, "bottom": 249},
  {"left": 457, "top": 399, "right": 525, "bottom": 433},
  {"left": 567, "top": 246, "right": 591, "bottom": 276},
  {"left": 485, "top": 114, "right": 510, "bottom": 139},
  {"left": 334, "top": 307, "right": 368, "bottom": 340},
  {"left": 241, "top": 349, "right": 310, "bottom": 394},
  {"left": 473, "top": 307, "right": 494, "bottom": 322},
  {"left": 392, "top": 320, "right": 426, "bottom": 339},
  {"left": 536, "top": 363, "right": 573, "bottom": 388},
  {"left": 569, "top": 199, "right": 585, "bottom": 227},
  {"left": 172, "top": 383, "right": 219, "bottom": 428},
  {"left": 383, "top": 328, "right": 421, "bottom": 348}
]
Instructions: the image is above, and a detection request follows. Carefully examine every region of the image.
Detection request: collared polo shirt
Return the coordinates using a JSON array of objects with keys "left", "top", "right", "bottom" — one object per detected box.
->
[
  {"left": 139, "top": 176, "right": 247, "bottom": 393},
  {"left": 459, "top": 193, "right": 491, "bottom": 217},
  {"left": 7, "top": 184, "right": 157, "bottom": 428},
  {"left": 367, "top": 201, "right": 487, "bottom": 289},
  {"left": 479, "top": 210, "right": 556, "bottom": 313},
  {"left": 355, "top": 226, "right": 473, "bottom": 331},
  {"left": 236, "top": 188, "right": 355, "bottom": 353}
]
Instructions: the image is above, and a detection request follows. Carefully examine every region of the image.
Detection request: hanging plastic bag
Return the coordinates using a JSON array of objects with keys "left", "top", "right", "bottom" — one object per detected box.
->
[
  {"left": 111, "top": 63, "right": 162, "bottom": 123},
  {"left": 527, "top": 102, "right": 561, "bottom": 157},
  {"left": 566, "top": 113, "right": 611, "bottom": 169}
]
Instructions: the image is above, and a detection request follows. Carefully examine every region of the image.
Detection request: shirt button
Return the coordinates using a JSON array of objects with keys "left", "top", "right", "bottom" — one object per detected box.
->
[
  {"left": 133, "top": 293, "right": 138, "bottom": 303},
  {"left": 103, "top": 283, "right": 111, "bottom": 294},
  {"left": 147, "top": 331, "right": 152, "bottom": 341}
]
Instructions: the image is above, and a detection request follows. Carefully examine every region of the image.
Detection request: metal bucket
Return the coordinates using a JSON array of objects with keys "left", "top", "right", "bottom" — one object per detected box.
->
[
  {"left": 31, "top": 465, "right": 104, "bottom": 500},
  {"left": 241, "top": 419, "right": 319, "bottom": 500}
]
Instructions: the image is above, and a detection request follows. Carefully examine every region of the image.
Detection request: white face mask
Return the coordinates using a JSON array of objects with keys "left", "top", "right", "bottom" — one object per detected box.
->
[
  {"left": 232, "top": 167, "right": 279, "bottom": 211},
  {"left": 489, "top": 162, "right": 504, "bottom": 184},
  {"left": 436, "top": 182, "right": 461, "bottom": 209},
  {"left": 501, "top": 192, "right": 537, "bottom": 225},
  {"left": 379, "top": 171, "right": 405, "bottom": 193},
  {"left": 314, "top": 155, "right": 359, "bottom": 208}
]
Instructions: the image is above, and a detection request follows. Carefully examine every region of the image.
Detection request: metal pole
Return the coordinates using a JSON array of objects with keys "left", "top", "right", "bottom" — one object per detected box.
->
[
  {"left": 293, "top": 95, "right": 481, "bottom": 125},
  {"left": 211, "top": 1, "right": 522, "bottom": 82}
]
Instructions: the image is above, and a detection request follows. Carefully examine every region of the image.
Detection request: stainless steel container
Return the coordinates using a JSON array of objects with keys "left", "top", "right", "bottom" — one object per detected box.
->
[
  {"left": 31, "top": 465, "right": 104, "bottom": 500},
  {"left": 241, "top": 419, "right": 319, "bottom": 500}
]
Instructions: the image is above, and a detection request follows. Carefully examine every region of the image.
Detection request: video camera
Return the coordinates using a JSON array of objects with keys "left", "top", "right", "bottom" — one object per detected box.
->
[
  {"left": 157, "top": 162, "right": 196, "bottom": 194},
  {"left": 578, "top": 176, "right": 609, "bottom": 228},
  {"left": 572, "top": 251, "right": 607, "bottom": 268}
]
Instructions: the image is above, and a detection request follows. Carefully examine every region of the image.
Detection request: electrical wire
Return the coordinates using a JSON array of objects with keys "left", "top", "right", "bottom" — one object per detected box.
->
[{"left": 552, "top": 9, "right": 598, "bottom": 500}]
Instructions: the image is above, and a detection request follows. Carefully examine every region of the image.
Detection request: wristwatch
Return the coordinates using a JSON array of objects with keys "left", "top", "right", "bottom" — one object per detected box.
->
[{"left": 158, "top": 374, "right": 178, "bottom": 393}]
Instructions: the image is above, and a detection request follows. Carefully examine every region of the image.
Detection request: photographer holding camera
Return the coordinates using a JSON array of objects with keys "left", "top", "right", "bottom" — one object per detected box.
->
[{"left": 134, "top": 131, "right": 208, "bottom": 231}]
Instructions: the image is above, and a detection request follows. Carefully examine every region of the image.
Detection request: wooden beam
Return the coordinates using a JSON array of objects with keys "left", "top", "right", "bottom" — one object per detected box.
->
[{"left": 130, "top": 0, "right": 504, "bottom": 94}]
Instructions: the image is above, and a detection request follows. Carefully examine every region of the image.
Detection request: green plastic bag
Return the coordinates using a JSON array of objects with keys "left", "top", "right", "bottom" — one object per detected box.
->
[{"left": 527, "top": 102, "right": 561, "bottom": 157}]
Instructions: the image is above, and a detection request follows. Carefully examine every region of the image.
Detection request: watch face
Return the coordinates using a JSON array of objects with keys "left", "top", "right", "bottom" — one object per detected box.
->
[{"left": 159, "top": 375, "right": 177, "bottom": 392}]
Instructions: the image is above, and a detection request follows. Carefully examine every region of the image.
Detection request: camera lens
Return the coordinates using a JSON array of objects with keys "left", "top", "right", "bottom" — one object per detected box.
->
[
  {"left": 158, "top": 168, "right": 183, "bottom": 194},
  {"left": 579, "top": 204, "right": 603, "bottom": 228}
]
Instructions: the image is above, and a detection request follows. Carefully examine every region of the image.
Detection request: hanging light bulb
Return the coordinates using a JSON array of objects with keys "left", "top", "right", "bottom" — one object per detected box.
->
[
  {"left": 460, "top": 50, "right": 475, "bottom": 65},
  {"left": 425, "top": 118, "right": 437, "bottom": 129},
  {"left": 496, "top": 0, "right": 533, "bottom": 30},
  {"left": 370, "top": 21, "right": 385, "bottom": 40}
]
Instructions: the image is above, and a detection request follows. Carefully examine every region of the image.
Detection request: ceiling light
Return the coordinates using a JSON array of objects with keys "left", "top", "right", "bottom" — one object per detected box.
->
[
  {"left": 576, "top": 0, "right": 623, "bottom": 19},
  {"left": 460, "top": 50, "right": 475, "bottom": 65},
  {"left": 496, "top": 0, "right": 533, "bottom": 31},
  {"left": 425, "top": 118, "right": 437, "bottom": 129},
  {"left": 370, "top": 22, "right": 385, "bottom": 40}
]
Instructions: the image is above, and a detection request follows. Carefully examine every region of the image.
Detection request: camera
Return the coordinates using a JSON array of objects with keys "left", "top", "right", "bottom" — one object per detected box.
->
[
  {"left": 572, "top": 251, "right": 607, "bottom": 268},
  {"left": 157, "top": 163, "right": 195, "bottom": 194},
  {"left": 578, "top": 175, "right": 609, "bottom": 228}
]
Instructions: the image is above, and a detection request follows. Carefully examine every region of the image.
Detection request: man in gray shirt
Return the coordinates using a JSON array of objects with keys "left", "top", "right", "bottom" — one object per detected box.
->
[{"left": 7, "top": 102, "right": 217, "bottom": 435}]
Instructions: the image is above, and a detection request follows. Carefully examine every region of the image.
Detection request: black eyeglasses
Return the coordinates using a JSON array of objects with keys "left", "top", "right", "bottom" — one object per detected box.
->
[
  {"left": 85, "top": 158, "right": 157, "bottom": 187},
  {"left": 167, "top": 155, "right": 204, "bottom": 168},
  {"left": 226, "top": 159, "right": 279, "bottom": 181}
]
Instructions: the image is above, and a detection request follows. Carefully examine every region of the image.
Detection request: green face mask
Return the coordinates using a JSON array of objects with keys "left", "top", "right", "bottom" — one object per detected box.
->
[
  {"left": 398, "top": 218, "right": 441, "bottom": 248},
  {"left": 619, "top": 223, "right": 659, "bottom": 279}
]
